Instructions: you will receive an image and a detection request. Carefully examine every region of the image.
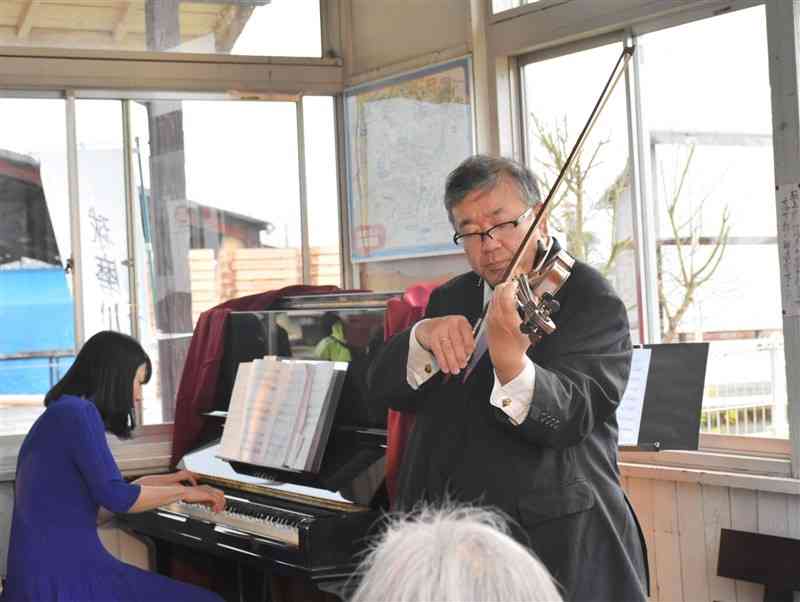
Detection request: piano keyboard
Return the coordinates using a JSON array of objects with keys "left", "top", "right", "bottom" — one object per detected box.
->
[{"left": 157, "top": 494, "right": 307, "bottom": 547}]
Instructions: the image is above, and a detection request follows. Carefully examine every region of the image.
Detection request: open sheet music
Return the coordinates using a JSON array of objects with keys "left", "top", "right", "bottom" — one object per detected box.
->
[{"left": 219, "top": 357, "right": 347, "bottom": 473}]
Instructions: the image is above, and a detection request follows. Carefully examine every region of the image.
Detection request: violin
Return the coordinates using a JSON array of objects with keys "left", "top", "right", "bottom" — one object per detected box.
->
[
  {"left": 514, "top": 244, "right": 575, "bottom": 345},
  {"left": 468, "top": 46, "right": 634, "bottom": 363}
]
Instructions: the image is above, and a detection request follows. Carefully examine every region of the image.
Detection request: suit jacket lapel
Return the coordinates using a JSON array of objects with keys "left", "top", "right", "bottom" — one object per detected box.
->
[{"left": 460, "top": 272, "right": 485, "bottom": 326}]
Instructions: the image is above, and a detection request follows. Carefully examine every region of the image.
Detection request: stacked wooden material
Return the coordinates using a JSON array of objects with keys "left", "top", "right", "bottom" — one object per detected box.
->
[
  {"left": 309, "top": 246, "right": 341, "bottom": 286},
  {"left": 188, "top": 248, "right": 218, "bottom": 326},
  {"left": 189, "top": 247, "right": 342, "bottom": 324}
]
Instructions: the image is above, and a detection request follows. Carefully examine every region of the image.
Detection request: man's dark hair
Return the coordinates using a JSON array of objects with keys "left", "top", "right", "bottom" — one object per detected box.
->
[
  {"left": 444, "top": 155, "right": 542, "bottom": 225},
  {"left": 45, "top": 330, "right": 151, "bottom": 437}
]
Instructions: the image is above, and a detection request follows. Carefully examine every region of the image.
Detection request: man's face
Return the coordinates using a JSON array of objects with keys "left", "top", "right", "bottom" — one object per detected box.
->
[{"left": 451, "top": 177, "right": 546, "bottom": 287}]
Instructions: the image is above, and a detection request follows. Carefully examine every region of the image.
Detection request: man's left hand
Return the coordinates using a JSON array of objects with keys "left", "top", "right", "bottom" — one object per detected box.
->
[{"left": 487, "top": 279, "right": 531, "bottom": 384}]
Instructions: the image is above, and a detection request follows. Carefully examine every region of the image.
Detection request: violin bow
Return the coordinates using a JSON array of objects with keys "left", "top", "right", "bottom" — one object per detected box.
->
[{"left": 467, "top": 44, "right": 635, "bottom": 350}]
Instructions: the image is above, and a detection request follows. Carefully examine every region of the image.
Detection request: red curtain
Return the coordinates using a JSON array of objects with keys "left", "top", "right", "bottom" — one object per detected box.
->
[{"left": 383, "top": 282, "right": 438, "bottom": 506}]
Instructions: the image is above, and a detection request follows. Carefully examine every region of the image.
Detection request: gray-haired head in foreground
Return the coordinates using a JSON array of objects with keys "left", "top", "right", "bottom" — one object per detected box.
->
[
  {"left": 444, "top": 154, "right": 542, "bottom": 225},
  {"left": 349, "top": 505, "right": 564, "bottom": 602}
]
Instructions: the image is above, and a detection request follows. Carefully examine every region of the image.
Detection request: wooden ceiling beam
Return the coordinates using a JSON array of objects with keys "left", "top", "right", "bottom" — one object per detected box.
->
[
  {"left": 16, "top": 0, "right": 40, "bottom": 40},
  {"left": 113, "top": 2, "right": 133, "bottom": 43}
]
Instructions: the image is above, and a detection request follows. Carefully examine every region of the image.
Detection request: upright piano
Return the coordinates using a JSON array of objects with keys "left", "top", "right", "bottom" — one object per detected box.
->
[{"left": 120, "top": 292, "right": 396, "bottom": 599}]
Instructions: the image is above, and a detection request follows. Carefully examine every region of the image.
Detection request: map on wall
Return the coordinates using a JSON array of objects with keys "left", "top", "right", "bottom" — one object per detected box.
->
[{"left": 345, "top": 58, "right": 474, "bottom": 262}]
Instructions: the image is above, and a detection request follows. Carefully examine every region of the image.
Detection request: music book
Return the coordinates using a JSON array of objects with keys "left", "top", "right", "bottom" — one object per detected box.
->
[{"left": 219, "top": 357, "right": 348, "bottom": 474}]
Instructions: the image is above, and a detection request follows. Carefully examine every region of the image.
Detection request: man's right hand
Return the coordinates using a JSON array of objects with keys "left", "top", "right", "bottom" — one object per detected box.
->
[{"left": 415, "top": 315, "right": 475, "bottom": 375}]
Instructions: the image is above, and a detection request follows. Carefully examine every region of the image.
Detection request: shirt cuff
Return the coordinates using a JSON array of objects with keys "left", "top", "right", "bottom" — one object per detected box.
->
[
  {"left": 490, "top": 356, "right": 536, "bottom": 426},
  {"left": 407, "top": 320, "right": 440, "bottom": 390}
]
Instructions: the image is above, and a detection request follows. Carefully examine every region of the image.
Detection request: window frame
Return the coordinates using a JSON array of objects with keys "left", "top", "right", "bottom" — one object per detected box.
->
[
  {"left": 0, "top": 1, "right": 348, "bottom": 478},
  {"left": 498, "top": 0, "right": 800, "bottom": 472}
]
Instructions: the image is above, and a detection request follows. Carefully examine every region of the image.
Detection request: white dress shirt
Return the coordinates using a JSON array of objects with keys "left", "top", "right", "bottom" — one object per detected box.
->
[{"left": 406, "top": 282, "right": 535, "bottom": 425}]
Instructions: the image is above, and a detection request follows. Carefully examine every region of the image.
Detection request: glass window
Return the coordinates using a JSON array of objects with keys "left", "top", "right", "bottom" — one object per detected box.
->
[
  {"left": 0, "top": 0, "right": 321, "bottom": 57},
  {"left": 75, "top": 100, "right": 133, "bottom": 339},
  {"left": 304, "top": 96, "right": 342, "bottom": 286},
  {"left": 522, "top": 41, "right": 640, "bottom": 341},
  {"left": 638, "top": 6, "right": 785, "bottom": 437},
  {"left": 0, "top": 98, "right": 72, "bottom": 434},
  {"left": 131, "top": 98, "right": 302, "bottom": 423},
  {"left": 493, "top": 0, "right": 543, "bottom": 13}
]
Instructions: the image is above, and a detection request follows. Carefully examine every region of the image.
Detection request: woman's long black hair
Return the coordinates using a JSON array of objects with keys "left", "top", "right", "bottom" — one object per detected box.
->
[{"left": 44, "top": 331, "right": 152, "bottom": 437}]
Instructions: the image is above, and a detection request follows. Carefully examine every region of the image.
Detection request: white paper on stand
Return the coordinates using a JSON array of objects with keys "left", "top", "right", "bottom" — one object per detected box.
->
[{"left": 617, "top": 348, "right": 652, "bottom": 447}]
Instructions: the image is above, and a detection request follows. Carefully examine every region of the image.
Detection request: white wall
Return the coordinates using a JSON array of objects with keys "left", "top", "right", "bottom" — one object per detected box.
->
[{"left": 347, "top": 0, "right": 470, "bottom": 80}]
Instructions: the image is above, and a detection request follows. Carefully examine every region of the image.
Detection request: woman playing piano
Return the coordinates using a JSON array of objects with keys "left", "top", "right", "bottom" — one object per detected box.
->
[{"left": 2, "top": 331, "right": 225, "bottom": 602}]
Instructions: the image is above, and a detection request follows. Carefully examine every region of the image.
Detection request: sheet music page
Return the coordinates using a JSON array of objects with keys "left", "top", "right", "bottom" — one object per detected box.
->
[
  {"left": 220, "top": 361, "right": 253, "bottom": 459},
  {"left": 238, "top": 357, "right": 282, "bottom": 465},
  {"left": 618, "top": 348, "right": 652, "bottom": 446},
  {"left": 261, "top": 362, "right": 309, "bottom": 468},
  {"left": 305, "top": 362, "right": 347, "bottom": 470},
  {"left": 286, "top": 362, "right": 335, "bottom": 470},
  {"left": 218, "top": 358, "right": 345, "bottom": 472}
]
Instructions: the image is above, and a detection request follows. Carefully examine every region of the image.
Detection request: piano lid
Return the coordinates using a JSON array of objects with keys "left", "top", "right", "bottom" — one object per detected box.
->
[{"left": 179, "top": 440, "right": 384, "bottom": 513}]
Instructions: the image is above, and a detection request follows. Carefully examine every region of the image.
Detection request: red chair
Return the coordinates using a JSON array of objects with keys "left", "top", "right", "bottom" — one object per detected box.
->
[{"left": 383, "top": 281, "right": 438, "bottom": 506}]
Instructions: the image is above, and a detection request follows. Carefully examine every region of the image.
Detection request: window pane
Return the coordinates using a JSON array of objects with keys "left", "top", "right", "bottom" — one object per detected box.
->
[
  {"left": 0, "top": 0, "right": 321, "bottom": 57},
  {"left": 75, "top": 100, "right": 133, "bottom": 339},
  {"left": 131, "top": 99, "right": 301, "bottom": 423},
  {"left": 639, "top": 6, "right": 785, "bottom": 437},
  {"left": 522, "top": 41, "right": 641, "bottom": 341},
  {"left": 0, "top": 98, "right": 72, "bottom": 434},
  {"left": 304, "top": 96, "right": 341, "bottom": 286},
  {"left": 493, "top": 0, "right": 543, "bottom": 13}
]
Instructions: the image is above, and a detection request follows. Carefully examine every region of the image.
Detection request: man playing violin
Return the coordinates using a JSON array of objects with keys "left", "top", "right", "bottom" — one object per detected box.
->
[{"left": 368, "top": 155, "right": 648, "bottom": 602}]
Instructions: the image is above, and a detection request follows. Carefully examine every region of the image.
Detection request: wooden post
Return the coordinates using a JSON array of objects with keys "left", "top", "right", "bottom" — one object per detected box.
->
[
  {"left": 766, "top": 0, "right": 800, "bottom": 478},
  {"left": 145, "top": 0, "right": 191, "bottom": 423}
]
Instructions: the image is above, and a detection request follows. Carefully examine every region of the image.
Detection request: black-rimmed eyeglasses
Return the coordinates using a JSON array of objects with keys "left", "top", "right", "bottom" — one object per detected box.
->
[{"left": 452, "top": 206, "right": 534, "bottom": 247}]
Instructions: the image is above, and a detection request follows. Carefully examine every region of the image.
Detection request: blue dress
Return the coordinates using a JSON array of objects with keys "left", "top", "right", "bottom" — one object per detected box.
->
[{"left": 2, "top": 395, "right": 222, "bottom": 602}]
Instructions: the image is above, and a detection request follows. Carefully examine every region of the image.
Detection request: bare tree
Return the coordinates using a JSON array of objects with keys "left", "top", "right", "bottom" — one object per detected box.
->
[
  {"left": 656, "top": 144, "right": 731, "bottom": 342},
  {"left": 531, "top": 116, "right": 730, "bottom": 342},
  {"left": 530, "top": 114, "right": 632, "bottom": 276}
]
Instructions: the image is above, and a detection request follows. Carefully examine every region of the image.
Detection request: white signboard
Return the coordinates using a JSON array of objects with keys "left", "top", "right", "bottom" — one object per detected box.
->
[{"left": 777, "top": 181, "right": 800, "bottom": 317}]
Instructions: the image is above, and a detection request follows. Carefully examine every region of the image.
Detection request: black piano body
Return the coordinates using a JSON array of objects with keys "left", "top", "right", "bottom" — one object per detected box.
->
[{"left": 119, "top": 292, "right": 396, "bottom": 598}]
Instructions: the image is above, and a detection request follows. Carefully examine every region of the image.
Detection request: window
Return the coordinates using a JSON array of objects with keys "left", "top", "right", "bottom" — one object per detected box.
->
[
  {"left": 638, "top": 6, "right": 785, "bottom": 438},
  {"left": 519, "top": 6, "right": 784, "bottom": 440},
  {"left": 304, "top": 96, "right": 343, "bottom": 286},
  {"left": 0, "top": 98, "right": 72, "bottom": 435},
  {"left": 492, "top": 0, "right": 544, "bottom": 14},
  {"left": 0, "top": 0, "right": 321, "bottom": 57},
  {"left": 522, "top": 40, "right": 640, "bottom": 342},
  {"left": 0, "top": 93, "right": 340, "bottom": 432},
  {"left": 76, "top": 100, "right": 133, "bottom": 338}
]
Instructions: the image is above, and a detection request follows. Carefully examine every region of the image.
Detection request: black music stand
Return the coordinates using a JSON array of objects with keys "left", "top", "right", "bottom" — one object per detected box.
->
[{"left": 619, "top": 342, "right": 709, "bottom": 452}]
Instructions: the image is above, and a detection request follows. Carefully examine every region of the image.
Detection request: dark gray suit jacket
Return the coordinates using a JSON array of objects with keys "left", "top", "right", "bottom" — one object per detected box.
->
[{"left": 368, "top": 259, "right": 649, "bottom": 602}]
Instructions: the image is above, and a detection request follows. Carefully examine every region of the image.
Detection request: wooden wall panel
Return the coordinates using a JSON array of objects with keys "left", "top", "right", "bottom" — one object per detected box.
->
[
  {"left": 700, "top": 485, "right": 736, "bottom": 602},
  {"left": 676, "top": 482, "right": 709, "bottom": 601},
  {"left": 653, "top": 480, "right": 683, "bottom": 602},
  {"left": 626, "top": 477, "right": 658, "bottom": 601}
]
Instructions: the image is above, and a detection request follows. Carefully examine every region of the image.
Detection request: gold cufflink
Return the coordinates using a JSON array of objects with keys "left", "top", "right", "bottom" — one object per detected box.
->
[
  {"left": 424, "top": 363, "right": 432, "bottom": 374},
  {"left": 502, "top": 398, "right": 511, "bottom": 408}
]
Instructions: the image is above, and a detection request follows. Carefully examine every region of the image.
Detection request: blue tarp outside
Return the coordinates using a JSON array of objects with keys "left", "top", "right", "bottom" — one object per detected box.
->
[{"left": 0, "top": 267, "right": 75, "bottom": 394}]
